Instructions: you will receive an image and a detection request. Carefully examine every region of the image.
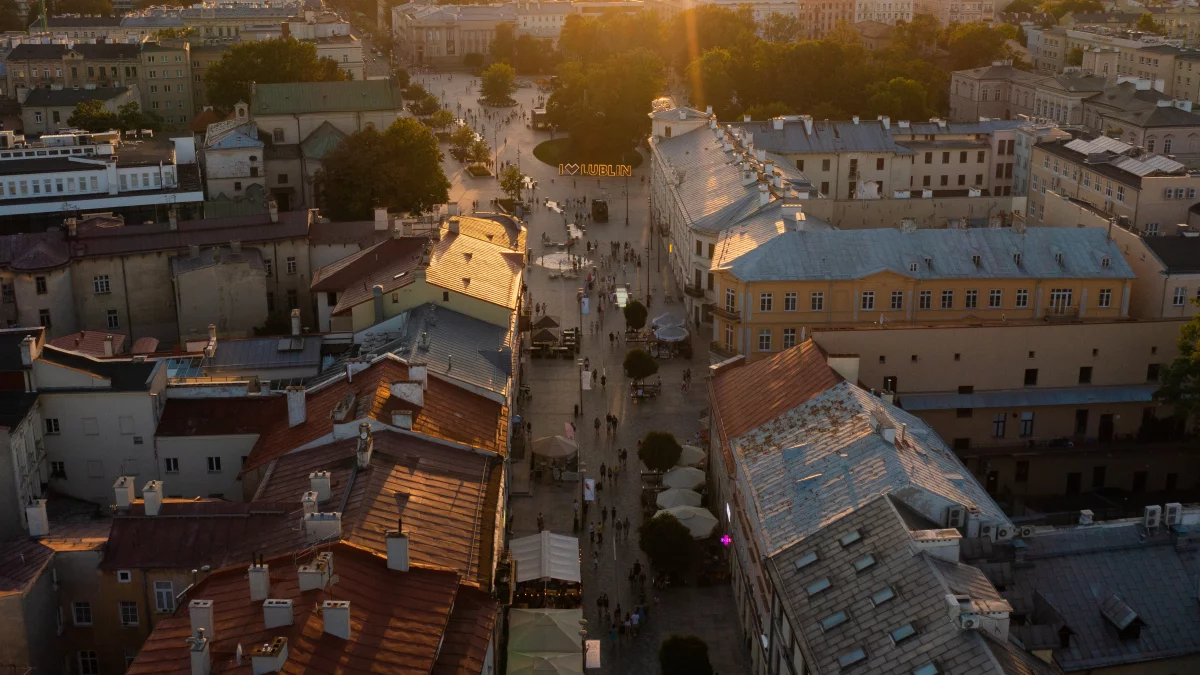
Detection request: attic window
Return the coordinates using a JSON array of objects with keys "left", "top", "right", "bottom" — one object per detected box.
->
[
  {"left": 118, "top": 570, "right": 132, "bottom": 583},
  {"left": 913, "top": 665, "right": 939, "bottom": 675},
  {"left": 889, "top": 623, "right": 917, "bottom": 645},
  {"left": 853, "top": 554, "right": 876, "bottom": 573},
  {"left": 870, "top": 586, "right": 896, "bottom": 607},
  {"left": 923, "top": 255, "right": 933, "bottom": 269},
  {"left": 839, "top": 529, "right": 863, "bottom": 547},
  {"left": 1101, "top": 256, "right": 1111, "bottom": 267},
  {"left": 820, "top": 610, "right": 848, "bottom": 631},
  {"left": 794, "top": 551, "right": 818, "bottom": 570},
  {"left": 908, "top": 262, "right": 918, "bottom": 273},
  {"left": 1054, "top": 252, "right": 1064, "bottom": 265},
  {"left": 1013, "top": 252, "right": 1022, "bottom": 266},
  {"left": 463, "top": 252, "right": 472, "bottom": 262},
  {"left": 807, "top": 577, "right": 831, "bottom": 596},
  {"left": 837, "top": 648, "right": 867, "bottom": 670}
]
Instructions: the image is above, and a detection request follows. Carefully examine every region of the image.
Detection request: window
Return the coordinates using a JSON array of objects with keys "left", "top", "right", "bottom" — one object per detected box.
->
[
  {"left": 1050, "top": 288, "right": 1073, "bottom": 313},
  {"left": 796, "top": 159, "right": 805, "bottom": 171},
  {"left": 119, "top": 601, "right": 139, "bottom": 626},
  {"left": 870, "top": 585, "right": 896, "bottom": 606},
  {"left": 822, "top": 159, "right": 831, "bottom": 171},
  {"left": 838, "top": 648, "right": 867, "bottom": 669},
  {"left": 807, "top": 578, "right": 831, "bottom": 596},
  {"left": 876, "top": 157, "right": 885, "bottom": 170},
  {"left": 1174, "top": 287, "right": 1187, "bottom": 307},
  {"left": 993, "top": 413, "right": 1006, "bottom": 438},
  {"left": 1015, "top": 289, "right": 1029, "bottom": 308},
  {"left": 940, "top": 290, "right": 954, "bottom": 309},
  {"left": 266, "top": 292, "right": 275, "bottom": 312},
  {"left": 794, "top": 551, "right": 818, "bottom": 569},
  {"left": 925, "top": 152, "right": 932, "bottom": 164},
  {"left": 117, "top": 569, "right": 132, "bottom": 582},
  {"left": 35, "top": 276, "right": 47, "bottom": 294},
  {"left": 853, "top": 554, "right": 876, "bottom": 572},
  {"left": 943, "top": 152, "right": 951, "bottom": 163},
  {"left": 273, "top": 128, "right": 285, "bottom": 143},
  {"left": 1020, "top": 411, "right": 1035, "bottom": 437},
  {"left": 890, "top": 291, "right": 903, "bottom": 310},
  {"left": 1098, "top": 288, "right": 1112, "bottom": 308},
  {"left": 207, "top": 456, "right": 222, "bottom": 472},
  {"left": 725, "top": 289, "right": 735, "bottom": 312},
  {"left": 79, "top": 651, "right": 99, "bottom": 675},
  {"left": 288, "top": 290, "right": 298, "bottom": 309},
  {"left": 758, "top": 329, "right": 771, "bottom": 352},
  {"left": 821, "top": 611, "right": 849, "bottom": 631},
  {"left": 233, "top": 180, "right": 241, "bottom": 190},
  {"left": 918, "top": 290, "right": 931, "bottom": 310},
  {"left": 38, "top": 309, "right": 51, "bottom": 327},
  {"left": 92, "top": 275, "right": 110, "bottom": 296},
  {"left": 1147, "top": 363, "right": 1161, "bottom": 382},
  {"left": 839, "top": 529, "right": 863, "bottom": 547},
  {"left": 1116, "top": 185, "right": 1125, "bottom": 202},
  {"left": 760, "top": 293, "right": 773, "bottom": 312},
  {"left": 860, "top": 291, "right": 875, "bottom": 311},
  {"left": 1079, "top": 366, "right": 1093, "bottom": 384},
  {"left": 73, "top": 602, "right": 92, "bottom": 626},
  {"left": 34, "top": 112, "right": 42, "bottom": 123},
  {"left": 811, "top": 292, "right": 824, "bottom": 311},
  {"left": 264, "top": 259, "right": 273, "bottom": 276},
  {"left": 784, "top": 292, "right": 797, "bottom": 311},
  {"left": 50, "top": 460, "right": 65, "bottom": 478},
  {"left": 783, "top": 328, "right": 797, "bottom": 349},
  {"left": 106, "top": 309, "right": 119, "bottom": 329},
  {"left": 964, "top": 290, "right": 977, "bottom": 309},
  {"left": 45, "top": 418, "right": 60, "bottom": 434},
  {"left": 890, "top": 623, "right": 917, "bottom": 644},
  {"left": 164, "top": 457, "right": 179, "bottom": 473},
  {"left": 154, "top": 581, "right": 174, "bottom": 613},
  {"left": 1024, "top": 368, "right": 1038, "bottom": 386}
]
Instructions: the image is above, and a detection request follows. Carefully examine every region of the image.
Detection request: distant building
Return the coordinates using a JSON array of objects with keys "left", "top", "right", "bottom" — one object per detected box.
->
[
  {"left": 392, "top": 3, "right": 516, "bottom": 65},
  {"left": 854, "top": 20, "right": 894, "bottom": 50},
  {"left": 19, "top": 86, "right": 138, "bottom": 135},
  {"left": 201, "top": 112, "right": 264, "bottom": 199},
  {"left": 913, "top": 0, "right": 992, "bottom": 25}
]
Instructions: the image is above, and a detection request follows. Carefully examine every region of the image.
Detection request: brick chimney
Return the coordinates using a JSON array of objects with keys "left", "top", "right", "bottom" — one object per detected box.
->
[{"left": 386, "top": 520, "right": 409, "bottom": 572}]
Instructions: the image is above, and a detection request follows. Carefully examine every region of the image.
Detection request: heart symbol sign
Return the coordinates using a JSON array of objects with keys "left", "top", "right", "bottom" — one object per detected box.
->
[{"left": 563, "top": 163, "right": 580, "bottom": 175}]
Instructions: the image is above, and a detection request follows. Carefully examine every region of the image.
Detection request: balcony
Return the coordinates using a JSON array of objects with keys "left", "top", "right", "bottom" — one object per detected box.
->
[
  {"left": 710, "top": 341, "right": 740, "bottom": 360},
  {"left": 684, "top": 283, "right": 706, "bottom": 298},
  {"left": 711, "top": 305, "right": 740, "bottom": 321}
]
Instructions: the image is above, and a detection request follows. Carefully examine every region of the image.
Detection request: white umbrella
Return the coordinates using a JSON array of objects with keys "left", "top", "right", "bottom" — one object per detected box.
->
[
  {"left": 656, "top": 488, "right": 702, "bottom": 509},
  {"left": 662, "top": 466, "right": 705, "bottom": 489},
  {"left": 531, "top": 436, "right": 578, "bottom": 459},
  {"left": 655, "top": 506, "right": 719, "bottom": 539},
  {"left": 652, "top": 313, "right": 684, "bottom": 328},
  {"left": 676, "top": 445, "right": 705, "bottom": 467}
]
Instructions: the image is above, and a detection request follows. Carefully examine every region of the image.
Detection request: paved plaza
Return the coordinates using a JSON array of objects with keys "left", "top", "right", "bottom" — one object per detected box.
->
[{"left": 414, "top": 72, "right": 750, "bottom": 674}]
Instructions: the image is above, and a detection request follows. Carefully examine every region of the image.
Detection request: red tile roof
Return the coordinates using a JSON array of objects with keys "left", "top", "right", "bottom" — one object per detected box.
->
[
  {"left": 0, "top": 538, "right": 54, "bottom": 596},
  {"left": 708, "top": 341, "right": 841, "bottom": 476},
  {"left": 253, "top": 431, "right": 502, "bottom": 588},
  {"left": 433, "top": 586, "right": 499, "bottom": 675},
  {"left": 310, "top": 236, "right": 426, "bottom": 292},
  {"left": 48, "top": 330, "right": 127, "bottom": 357},
  {"left": 244, "top": 355, "right": 508, "bottom": 473},
  {"left": 127, "top": 543, "right": 496, "bottom": 675}
]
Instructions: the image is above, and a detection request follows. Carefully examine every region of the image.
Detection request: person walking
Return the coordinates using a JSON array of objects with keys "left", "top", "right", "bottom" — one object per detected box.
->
[
  {"left": 589, "top": 522, "right": 595, "bottom": 544},
  {"left": 601, "top": 506, "right": 608, "bottom": 524},
  {"left": 592, "top": 550, "right": 599, "bottom": 570},
  {"left": 537, "top": 512, "right": 544, "bottom": 532},
  {"left": 597, "top": 521, "right": 604, "bottom": 545}
]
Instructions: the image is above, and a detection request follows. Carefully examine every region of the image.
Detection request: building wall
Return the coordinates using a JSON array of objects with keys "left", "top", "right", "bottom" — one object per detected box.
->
[
  {"left": 189, "top": 45, "right": 230, "bottom": 112},
  {"left": 174, "top": 260, "right": 270, "bottom": 340},
  {"left": 139, "top": 44, "right": 195, "bottom": 129},
  {"left": 154, "top": 434, "right": 256, "bottom": 499},
  {"left": 21, "top": 93, "right": 135, "bottom": 136},
  {"left": 255, "top": 110, "right": 404, "bottom": 145},
  {"left": 1108, "top": 224, "right": 1200, "bottom": 319},
  {"left": 10, "top": 266, "right": 76, "bottom": 337},
  {"left": 204, "top": 146, "right": 266, "bottom": 199},
  {"left": 72, "top": 253, "right": 180, "bottom": 346},
  {"left": 55, "top": 547, "right": 110, "bottom": 675},
  {"left": 0, "top": 404, "right": 46, "bottom": 540},
  {"left": 342, "top": 276, "right": 512, "bottom": 332},
  {"left": 257, "top": 239, "right": 315, "bottom": 330}
]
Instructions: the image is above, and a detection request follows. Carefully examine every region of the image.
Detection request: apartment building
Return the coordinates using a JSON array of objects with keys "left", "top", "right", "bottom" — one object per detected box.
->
[
  {"left": 392, "top": 3, "right": 516, "bottom": 65},
  {"left": 797, "top": 0, "right": 855, "bottom": 39},
  {"left": 139, "top": 41, "right": 194, "bottom": 129},
  {"left": 5, "top": 42, "right": 144, "bottom": 101},
  {"left": 1114, "top": 225, "right": 1200, "bottom": 319},
  {"left": 948, "top": 61, "right": 1044, "bottom": 122},
  {"left": 201, "top": 116, "right": 265, "bottom": 200},
  {"left": 853, "top": 2, "right": 911, "bottom": 25},
  {"left": 0, "top": 327, "right": 46, "bottom": 540},
  {"left": 912, "top": 0, "right": 992, "bottom": 26},
  {"left": 188, "top": 43, "right": 230, "bottom": 111},
  {"left": 1026, "top": 133, "right": 1200, "bottom": 235},
  {"left": 19, "top": 86, "right": 139, "bottom": 136},
  {"left": 645, "top": 0, "right": 789, "bottom": 23}
]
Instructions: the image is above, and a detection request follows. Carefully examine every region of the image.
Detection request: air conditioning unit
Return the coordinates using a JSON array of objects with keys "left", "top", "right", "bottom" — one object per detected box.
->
[
  {"left": 1165, "top": 502, "right": 1183, "bottom": 526},
  {"left": 959, "top": 613, "right": 980, "bottom": 630},
  {"left": 1019, "top": 525, "right": 1035, "bottom": 538},
  {"left": 980, "top": 524, "right": 994, "bottom": 539},
  {"left": 1145, "top": 504, "right": 1163, "bottom": 530},
  {"left": 946, "top": 506, "right": 966, "bottom": 529},
  {"left": 995, "top": 526, "right": 1012, "bottom": 541}
]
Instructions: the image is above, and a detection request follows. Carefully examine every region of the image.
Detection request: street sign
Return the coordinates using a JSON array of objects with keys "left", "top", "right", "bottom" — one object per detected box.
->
[
  {"left": 581, "top": 297, "right": 590, "bottom": 314},
  {"left": 583, "top": 478, "right": 595, "bottom": 502}
]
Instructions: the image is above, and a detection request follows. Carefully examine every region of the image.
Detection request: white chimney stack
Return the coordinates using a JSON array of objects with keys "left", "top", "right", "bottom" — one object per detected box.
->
[
  {"left": 25, "top": 499, "right": 48, "bottom": 536},
  {"left": 910, "top": 529, "right": 963, "bottom": 563},
  {"left": 309, "top": 471, "right": 331, "bottom": 502},
  {"left": 290, "top": 309, "right": 300, "bottom": 336},
  {"left": 189, "top": 599, "right": 214, "bottom": 640},
  {"left": 103, "top": 334, "right": 114, "bottom": 357},
  {"left": 262, "top": 599, "right": 293, "bottom": 629},
  {"left": 1079, "top": 509, "right": 1094, "bottom": 526},
  {"left": 409, "top": 363, "right": 428, "bottom": 390},
  {"left": 390, "top": 381, "right": 424, "bottom": 408},
  {"left": 304, "top": 511, "right": 342, "bottom": 543},
  {"left": 772, "top": 117, "right": 783, "bottom": 131},
  {"left": 386, "top": 522, "right": 410, "bottom": 572},
  {"left": 142, "top": 480, "right": 162, "bottom": 516},
  {"left": 758, "top": 183, "right": 770, "bottom": 206},
  {"left": 297, "top": 552, "right": 333, "bottom": 592},
  {"left": 19, "top": 335, "right": 39, "bottom": 365},
  {"left": 322, "top": 600, "right": 352, "bottom": 640},
  {"left": 113, "top": 476, "right": 135, "bottom": 510},
  {"left": 678, "top": 109, "right": 686, "bottom": 120},
  {"left": 285, "top": 386, "right": 306, "bottom": 427},
  {"left": 302, "top": 491, "right": 318, "bottom": 516},
  {"left": 250, "top": 638, "right": 288, "bottom": 675},
  {"left": 187, "top": 628, "right": 211, "bottom": 675},
  {"left": 248, "top": 562, "right": 269, "bottom": 601}
]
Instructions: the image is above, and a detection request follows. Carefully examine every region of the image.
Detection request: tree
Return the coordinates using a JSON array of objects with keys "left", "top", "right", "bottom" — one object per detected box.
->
[
  {"left": 639, "top": 513, "right": 695, "bottom": 573},
  {"left": 867, "top": 77, "right": 932, "bottom": 122},
  {"left": 0, "top": 0, "right": 24, "bottom": 32},
  {"left": 623, "top": 348, "right": 658, "bottom": 381},
  {"left": 660, "top": 635, "right": 715, "bottom": 675},
  {"left": 1136, "top": 12, "right": 1166, "bottom": 35},
  {"left": 547, "top": 48, "right": 665, "bottom": 156},
  {"left": 499, "top": 165, "right": 523, "bottom": 200},
  {"left": 116, "top": 101, "right": 163, "bottom": 132},
  {"left": 1155, "top": 302, "right": 1200, "bottom": 426},
  {"left": 427, "top": 109, "right": 455, "bottom": 130},
  {"left": 761, "top": 12, "right": 802, "bottom": 43},
  {"left": 1005, "top": 0, "right": 1038, "bottom": 12},
  {"left": 684, "top": 48, "right": 736, "bottom": 119},
  {"left": 468, "top": 138, "right": 492, "bottom": 165},
  {"left": 152, "top": 27, "right": 196, "bottom": 40},
  {"left": 490, "top": 22, "right": 517, "bottom": 64},
  {"left": 463, "top": 52, "right": 485, "bottom": 70},
  {"left": 68, "top": 100, "right": 119, "bottom": 132},
  {"left": 623, "top": 299, "right": 648, "bottom": 329},
  {"left": 394, "top": 67, "right": 411, "bottom": 90},
  {"left": 941, "top": 22, "right": 1012, "bottom": 70},
  {"left": 743, "top": 101, "right": 794, "bottom": 120},
  {"left": 1065, "top": 46, "right": 1084, "bottom": 66},
  {"left": 480, "top": 62, "right": 517, "bottom": 104},
  {"left": 638, "top": 431, "right": 682, "bottom": 472},
  {"left": 316, "top": 118, "right": 450, "bottom": 221},
  {"left": 47, "top": 0, "right": 112, "bottom": 15},
  {"left": 449, "top": 124, "right": 476, "bottom": 161},
  {"left": 409, "top": 93, "right": 442, "bottom": 117},
  {"left": 205, "top": 38, "right": 346, "bottom": 109}
]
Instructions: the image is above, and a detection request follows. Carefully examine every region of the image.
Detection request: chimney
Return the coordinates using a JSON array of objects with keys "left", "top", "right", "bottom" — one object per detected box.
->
[
  {"left": 285, "top": 386, "right": 306, "bottom": 427},
  {"left": 447, "top": 217, "right": 460, "bottom": 234},
  {"left": 386, "top": 520, "right": 409, "bottom": 571},
  {"left": 297, "top": 552, "right": 332, "bottom": 592},
  {"left": 262, "top": 599, "right": 293, "bottom": 629},
  {"left": 19, "top": 335, "right": 39, "bottom": 366},
  {"left": 705, "top": 105, "right": 712, "bottom": 115},
  {"left": 189, "top": 599, "right": 214, "bottom": 641},
  {"left": 390, "top": 381, "right": 424, "bottom": 408},
  {"left": 189, "top": 244, "right": 200, "bottom": 259},
  {"left": 230, "top": 240, "right": 241, "bottom": 255},
  {"left": 248, "top": 561, "right": 269, "bottom": 602},
  {"left": 852, "top": 115, "right": 860, "bottom": 125},
  {"left": 772, "top": 117, "right": 783, "bottom": 130},
  {"left": 910, "top": 529, "right": 963, "bottom": 563},
  {"left": 301, "top": 491, "right": 318, "bottom": 517},
  {"left": 187, "top": 628, "right": 211, "bottom": 675},
  {"left": 66, "top": 217, "right": 77, "bottom": 237},
  {"left": 743, "top": 114, "right": 750, "bottom": 122},
  {"left": 355, "top": 422, "right": 373, "bottom": 469},
  {"left": 1079, "top": 509, "right": 1094, "bottom": 526},
  {"left": 373, "top": 207, "right": 387, "bottom": 230},
  {"left": 113, "top": 476, "right": 135, "bottom": 510},
  {"left": 763, "top": 160, "right": 774, "bottom": 177},
  {"left": 321, "top": 601, "right": 352, "bottom": 640},
  {"left": 142, "top": 480, "right": 162, "bottom": 516},
  {"left": 409, "top": 364, "right": 428, "bottom": 390},
  {"left": 289, "top": 309, "right": 300, "bottom": 336},
  {"left": 308, "top": 471, "right": 330, "bottom": 501},
  {"left": 304, "top": 511, "right": 342, "bottom": 543},
  {"left": 881, "top": 115, "right": 890, "bottom": 130},
  {"left": 756, "top": 149, "right": 766, "bottom": 162},
  {"left": 758, "top": 183, "right": 770, "bottom": 206},
  {"left": 742, "top": 168, "right": 756, "bottom": 186},
  {"left": 207, "top": 324, "right": 216, "bottom": 342},
  {"left": 102, "top": 334, "right": 114, "bottom": 357},
  {"left": 25, "top": 499, "right": 48, "bottom": 536},
  {"left": 250, "top": 638, "right": 288, "bottom": 675},
  {"left": 801, "top": 115, "right": 814, "bottom": 135},
  {"left": 678, "top": 109, "right": 686, "bottom": 120},
  {"left": 372, "top": 285, "right": 385, "bottom": 325},
  {"left": 268, "top": 199, "right": 278, "bottom": 223},
  {"left": 168, "top": 207, "right": 178, "bottom": 230}
]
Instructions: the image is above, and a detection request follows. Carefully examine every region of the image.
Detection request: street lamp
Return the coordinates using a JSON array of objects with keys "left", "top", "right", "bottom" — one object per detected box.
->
[
  {"left": 579, "top": 618, "right": 589, "bottom": 671},
  {"left": 624, "top": 173, "right": 629, "bottom": 226}
]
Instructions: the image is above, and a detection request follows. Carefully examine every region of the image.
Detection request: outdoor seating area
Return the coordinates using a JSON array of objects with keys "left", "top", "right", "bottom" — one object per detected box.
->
[{"left": 511, "top": 531, "right": 583, "bottom": 610}]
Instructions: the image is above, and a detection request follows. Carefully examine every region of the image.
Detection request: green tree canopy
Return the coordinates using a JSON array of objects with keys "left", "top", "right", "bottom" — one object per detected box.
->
[
  {"left": 623, "top": 299, "right": 648, "bottom": 329},
  {"left": 639, "top": 513, "right": 696, "bottom": 573},
  {"left": 0, "top": 0, "right": 24, "bottom": 32},
  {"left": 1005, "top": 0, "right": 1039, "bottom": 12},
  {"left": 660, "top": 635, "right": 715, "bottom": 675},
  {"left": 499, "top": 165, "right": 523, "bottom": 200},
  {"left": 409, "top": 93, "right": 442, "bottom": 117},
  {"left": 547, "top": 48, "right": 665, "bottom": 155},
  {"left": 743, "top": 101, "right": 794, "bottom": 120},
  {"left": 638, "top": 431, "right": 682, "bottom": 472},
  {"left": 480, "top": 62, "right": 517, "bottom": 104},
  {"left": 866, "top": 77, "right": 932, "bottom": 122},
  {"left": 67, "top": 100, "right": 118, "bottom": 132},
  {"left": 684, "top": 48, "right": 736, "bottom": 119},
  {"left": 623, "top": 348, "right": 658, "bottom": 381},
  {"left": 427, "top": 109, "right": 455, "bottom": 130},
  {"left": 116, "top": 101, "right": 163, "bottom": 132},
  {"left": 490, "top": 22, "right": 517, "bottom": 64},
  {"left": 1154, "top": 302, "right": 1200, "bottom": 425},
  {"left": 316, "top": 118, "right": 450, "bottom": 221},
  {"left": 468, "top": 138, "right": 492, "bottom": 165},
  {"left": 1136, "top": 12, "right": 1165, "bottom": 34},
  {"left": 448, "top": 124, "right": 477, "bottom": 161},
  {"left": 204, "top": 38, "right": 346, "bottom": 109},
  {"left": 761, "top": 12, "right": 802, "bottom": 43}
]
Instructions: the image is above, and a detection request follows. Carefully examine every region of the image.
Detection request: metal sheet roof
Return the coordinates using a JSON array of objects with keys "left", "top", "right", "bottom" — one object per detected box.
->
[
  {"left": 900, "top": 384, "right": 1158, "bottom": 411},
  {"left": 204, "top": 334, "right": 324, "bottom": 371},
  {"left": 252, "top": 80, "right": 404, "bottom": 116}
]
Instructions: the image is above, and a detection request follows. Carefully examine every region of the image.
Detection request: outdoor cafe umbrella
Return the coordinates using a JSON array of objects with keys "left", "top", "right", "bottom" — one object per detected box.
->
[
  {"left": 531, "top": 436, "right": 578, "bottom": 459},
  {"left": 655, "top": 505, "right": 719, "bottom": 539},
  {"left": 654, "top": 325, "right": 689, "bottom": 343},
  {"left": 676, "top": 445, "right": 705, "bottom": 467},
  {"left": 655, "top": 488, "right": 702, "bottom": 509},
  {"left": 662, "top": 466, "right": 706, "bottom": 489},
  {"left": 652, "top": 313, "right": 685, "bottom": 328},
  {"left": 532, "top": 328, "right": 559, "bottom": 344},
  {"left": 533, "top": 314, "right": 561, "bottom": 329}
]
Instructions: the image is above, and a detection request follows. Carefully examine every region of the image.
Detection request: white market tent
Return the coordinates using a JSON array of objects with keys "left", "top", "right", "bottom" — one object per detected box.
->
[
  {"left": 511, "top": 531, "right": 581, "bottom": 583},
  {"left": 676, "top": 445, "right": 705, "bottom": 467},
  {"left": 508, "top": 608, "right": 585, "bottom": 675}
]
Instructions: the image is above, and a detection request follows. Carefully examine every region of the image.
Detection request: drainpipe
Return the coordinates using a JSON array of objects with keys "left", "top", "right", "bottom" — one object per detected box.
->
[{"left": 294, "top": 114, "right": 306, "bottom": 207}]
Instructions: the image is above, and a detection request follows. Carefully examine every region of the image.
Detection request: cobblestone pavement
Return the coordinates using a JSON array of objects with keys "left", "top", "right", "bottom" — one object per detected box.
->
[{"left": 411, "top": 73, "right": 750, "bottom": 674}]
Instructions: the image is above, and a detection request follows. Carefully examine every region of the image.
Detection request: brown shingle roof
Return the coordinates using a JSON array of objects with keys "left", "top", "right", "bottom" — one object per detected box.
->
[
  {"left": 155, "top": 397, "right": 278, "bottom": 437},
  {"left": 48, "top": 330, "right": 127, "bottom": 357},
  {"left": 708, "top": 341, "right": 841, "bottom": 475},
  {"left": 434, "top": 586, "right": 500, "bottom": 675},
  {"left": 0, "top": 538, "right": 54, "bottom": 596},
  {"left": 126, "top": 543, "right": 494, "bottom": 675},
  {"left": 310, "top": 236, "right": 426, "bottom": 293}
]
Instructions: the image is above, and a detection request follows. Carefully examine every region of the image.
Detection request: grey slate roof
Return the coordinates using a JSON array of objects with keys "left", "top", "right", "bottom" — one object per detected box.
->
[
  {"left": 1142, "top": 234, "right": 1200, "bottom": 273},
  {"left": 717, "top": 227, "right": 1136, "bottom": 283},
  {"left": 204, "top": 335, "right": 323, "bottom": 372},
  {"left": 203, "top": 120, "right": 261, "bottom": 150},
  {"left": 730, "top": 118, "right": 909, "bottom": 155},
  {"left": 22, "top": 86, "right": 131, "bottom": 107},
  {"left": 713, "top": 200, "right": 832, "bottom": 265},
  {"left": 651, "top": 126, "right": 761, "bottom": 234},
  {"left": 1009, "top": 521, "right": 1200, "bottom": 670},
  {"left": 899, "top": 384, "right": 1158, "bottom": 411},
  {"left": 1104, "top": 104, "right": 1200, "bottom": 128},
  {"left": 732, "top": 381, "right": 1009, "bottom": 556},
  {"left": 252, "top": 80, "right": 404, "bottom": 116},
  {"left": 38, "top": 345, "right": 158, "bottom": 391}
]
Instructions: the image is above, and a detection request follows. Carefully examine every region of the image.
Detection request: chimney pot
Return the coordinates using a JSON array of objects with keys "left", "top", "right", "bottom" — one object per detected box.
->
[
  {"left": 113, "top": 476, "right": 135, "bottom": 510},
  {"left": 142, "top": 480, "right": 163, "bottom": 516},
  {"left": 189, "top": 599, "right": 214, "bottom": 641},
  {"left": 262, "top": 599, "right": 293, "bottom": 629},
  {"left": 248, "top": 563, "right": 269, "bottom": 602},
  {"left": 188, "top": 628, "right": 211, "bottom": 675},
  {"left": 25, "top": 499, "right": 48, "bottom": 536},
  {"left": 290, "top": 309, "right": 300, "bottom": 336},
  {"left": 308, "top": 471, "right": 330, "bottom": 501},
  {"left": 301, "top": 491, "right": 318, "bottom": 517},
  {"left": 321, "top": 601, "right": 352, "bottom": 640}
]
